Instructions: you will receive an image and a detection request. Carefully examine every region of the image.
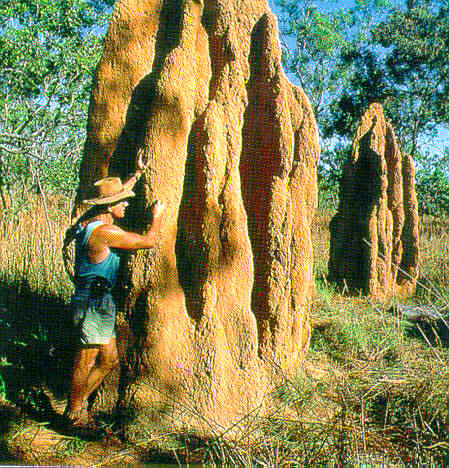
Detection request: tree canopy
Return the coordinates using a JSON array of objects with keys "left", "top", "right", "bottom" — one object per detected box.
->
[
  {"left": 2, "top": 0, "right": 449, "bottom": 214},
  {"left": 333, "top": 0, "right": 449, "bottom": 154},
  {"left": 275, "top": 0, "right": 449, "bottom": 213},
  {"left": 0, "top": 0, "right": 113, "bottom": 204}
]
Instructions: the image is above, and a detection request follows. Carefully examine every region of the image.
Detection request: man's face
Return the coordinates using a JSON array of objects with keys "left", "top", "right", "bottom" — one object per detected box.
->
[{"left": 109, "top": 200, "right": 129, "bottom": 218}]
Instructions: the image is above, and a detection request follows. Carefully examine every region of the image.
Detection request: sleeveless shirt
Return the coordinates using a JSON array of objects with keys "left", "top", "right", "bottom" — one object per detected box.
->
[{"left": 74, "top": 220, "right": 121, "bottom": 290}]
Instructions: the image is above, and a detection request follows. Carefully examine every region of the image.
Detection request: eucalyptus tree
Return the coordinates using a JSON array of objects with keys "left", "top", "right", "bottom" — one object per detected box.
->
[
  {"left": 332, "top": 0, "right": 449, "bottom": 213},
  {"left": 0, "top": 0, "right": 113, "bottom": 204},
  {"left": 274, "top": 0, "right": 391, "bottom": 198},
  {"left": 333, "top": 0, "right": 449, "bottom": 157},
  {"left": 275, "top": 0, "right": 449, "bottom": 212}
]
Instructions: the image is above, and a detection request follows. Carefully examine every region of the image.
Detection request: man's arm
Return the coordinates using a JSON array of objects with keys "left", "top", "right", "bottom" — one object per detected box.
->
[{"left": 97, "top": 201, "right": 164, "bottom": 250}]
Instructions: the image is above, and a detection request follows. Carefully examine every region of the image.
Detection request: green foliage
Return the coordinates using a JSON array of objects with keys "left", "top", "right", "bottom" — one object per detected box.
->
[
  {"left": 277, "top": 0, "right": 366, "bottom": 123},
  {"left": 415, "top": 150, "right": 449, "bottom": 215},
  {"left": 54, "top": 437, "right": 86, "bottom": 458},
  {"left": 276, "top": 0, "right": 392, "bottom": 206},
  {"left": 0, "top": 371, "right": 6, "bottom": 400},
  {"left": 318, "top": 143, "right": 350, "bottom": 208},
  {"left": 334, "top": 0, "right": 449, "bottom": 156},
  {"left": 276, "top": 0, "right": 449, "bottom": 214},
  {"left": 0, "top": 0, "right": 112, "bottom": 199},
  {"left": 311, "top": 285, "right": 403, "bottom": 363}
]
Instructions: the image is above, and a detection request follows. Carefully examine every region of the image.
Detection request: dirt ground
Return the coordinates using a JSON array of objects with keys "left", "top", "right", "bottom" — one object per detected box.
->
[{"left": 0, "top": 396, "right": 144, "bottom": 466}]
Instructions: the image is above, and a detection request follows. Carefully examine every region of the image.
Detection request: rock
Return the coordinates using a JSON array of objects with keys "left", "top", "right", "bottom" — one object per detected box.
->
[
  {"left": 75, "top": 0, "right": 320, "bottom": 436},
  {"left": 328, "top": 103, "right": 419, "bottom": 298},
  {"left": 393, "top": 304, "right": 442, "bottom": 322},
  {"left": 392, "top": 304, "right": 449, "bottom": 347}
]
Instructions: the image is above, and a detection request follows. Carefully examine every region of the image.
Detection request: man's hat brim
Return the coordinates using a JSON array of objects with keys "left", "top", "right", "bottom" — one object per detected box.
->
[{"left": 83, "top": 189, "right": 135, "bottom": 205}]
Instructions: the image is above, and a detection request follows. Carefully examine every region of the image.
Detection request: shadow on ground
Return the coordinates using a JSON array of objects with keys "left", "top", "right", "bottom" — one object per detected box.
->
[
  {"left": 0, "top": 278, "right": 75, "bottom": 419},
  {"left": 0, "top": 404, "right": 24, "bottom": 463},
  {"left": 405, "top": 318, "right": 449, "bottom": 347}
]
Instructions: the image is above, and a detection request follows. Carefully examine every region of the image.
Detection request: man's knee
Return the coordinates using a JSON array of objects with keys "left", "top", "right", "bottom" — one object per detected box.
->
[
  {"left": 98, "top": 343, "right": 119, "bottom": 371},
  {"left": 103, "top": 352, "right": 119, "bottom": 370}
]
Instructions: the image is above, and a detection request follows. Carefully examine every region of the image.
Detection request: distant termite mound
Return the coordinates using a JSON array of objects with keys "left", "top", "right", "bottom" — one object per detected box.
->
[
  {"left": 75, "top": 0, "right": 320, "bottom": 436},
  {"left": 328, "top": 103, "right": 419, "bottom": 298}
]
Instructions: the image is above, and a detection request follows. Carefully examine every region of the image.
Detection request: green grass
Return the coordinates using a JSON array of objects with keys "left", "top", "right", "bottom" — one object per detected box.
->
[{"left": 2, "top": 196, "right": 449, "bottom": 465}]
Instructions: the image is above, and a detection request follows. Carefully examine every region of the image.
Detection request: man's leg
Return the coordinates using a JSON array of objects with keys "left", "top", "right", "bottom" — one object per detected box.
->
[
  {"left": 84, "top": 338, "right": 119, "bottom": 400},
  {"left": 67, "top": 346, "right": 99, "bottom": 417},
  {"left": 66, "top": 289, "right": 119, "bottom": 422}
]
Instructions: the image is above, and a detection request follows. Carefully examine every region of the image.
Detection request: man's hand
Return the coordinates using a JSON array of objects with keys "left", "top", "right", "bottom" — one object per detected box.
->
[
  {"left": 137, "top": 149, "right": 145, "bottom": 171},
  {"left": 129, "top": 149, "right": 147, "bottom": 181},
  {"left": 151, "top": 200, "right": 164, "bottom": 218},
  {"left": 123, "top": 150, "right": 147, "bottom": 189}
]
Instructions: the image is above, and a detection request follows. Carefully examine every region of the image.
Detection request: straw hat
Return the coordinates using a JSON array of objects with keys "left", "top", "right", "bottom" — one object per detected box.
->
[{"left": 83, "top": 177, "right": 135, "bottom": 205}]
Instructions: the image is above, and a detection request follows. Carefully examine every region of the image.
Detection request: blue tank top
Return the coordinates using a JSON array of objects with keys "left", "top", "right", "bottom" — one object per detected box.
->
[{"left": 74, "top": 221, "right": 121, "bottom": 289}]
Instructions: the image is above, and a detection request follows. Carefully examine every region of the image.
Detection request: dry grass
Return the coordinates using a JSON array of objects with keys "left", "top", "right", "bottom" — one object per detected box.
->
[
  {"left": 0, "top": 194, "right": 73, "bottom": 300},
  {"left": 311, "top": 207, "right": 333, "bottom": 280},
  {"left": 2, "top": 197, "right": 449, "bottom": 465},
  {"left": 417, "top": 214, "right": 449, "bottom": 303},
  {"left": 301, "top": 208, "right": 449, "bottom": 465},
  {"left": 0, "top": 195, "right": 74, "bottom": 428}
]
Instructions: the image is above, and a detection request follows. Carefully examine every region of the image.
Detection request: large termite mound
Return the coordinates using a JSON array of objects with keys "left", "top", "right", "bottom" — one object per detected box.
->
[
  {"left": 328, "top": 103, "right": 419, "bottom": 298},
  {"left": 76, "top": 0, "right": 320, "bottom": 435}
]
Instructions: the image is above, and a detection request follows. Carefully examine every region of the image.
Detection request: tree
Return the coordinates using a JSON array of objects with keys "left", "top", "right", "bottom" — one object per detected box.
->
[
  {"left": 330, "top": 0, "right": 449, "bottom": 214},
  {"left": 274, "top": 0, "right": 392, "bottom": 206},
  {"left": 333, "top": 0, "right": 449, "bottom": 157},
  {"left": 415, "top": 150, "right": 449, "bottom": 215},
  {"left": 275, "top": 0, "right": 392, "bottom": 125},
  {"left": 0, "top": 0, "right": 113, "bottom": 205},
  {"left": 275, "top": 0, "right": 449, "bottom": 212}
]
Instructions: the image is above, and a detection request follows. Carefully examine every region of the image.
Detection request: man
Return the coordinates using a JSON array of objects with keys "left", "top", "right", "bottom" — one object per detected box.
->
[{"left": 63, "top": 168, "right": 164, "bottom": 433}]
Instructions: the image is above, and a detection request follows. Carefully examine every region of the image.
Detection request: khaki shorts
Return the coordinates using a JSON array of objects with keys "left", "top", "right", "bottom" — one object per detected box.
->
[{"left": 71, "top": 292, "right": 116, "bottom": 345}]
